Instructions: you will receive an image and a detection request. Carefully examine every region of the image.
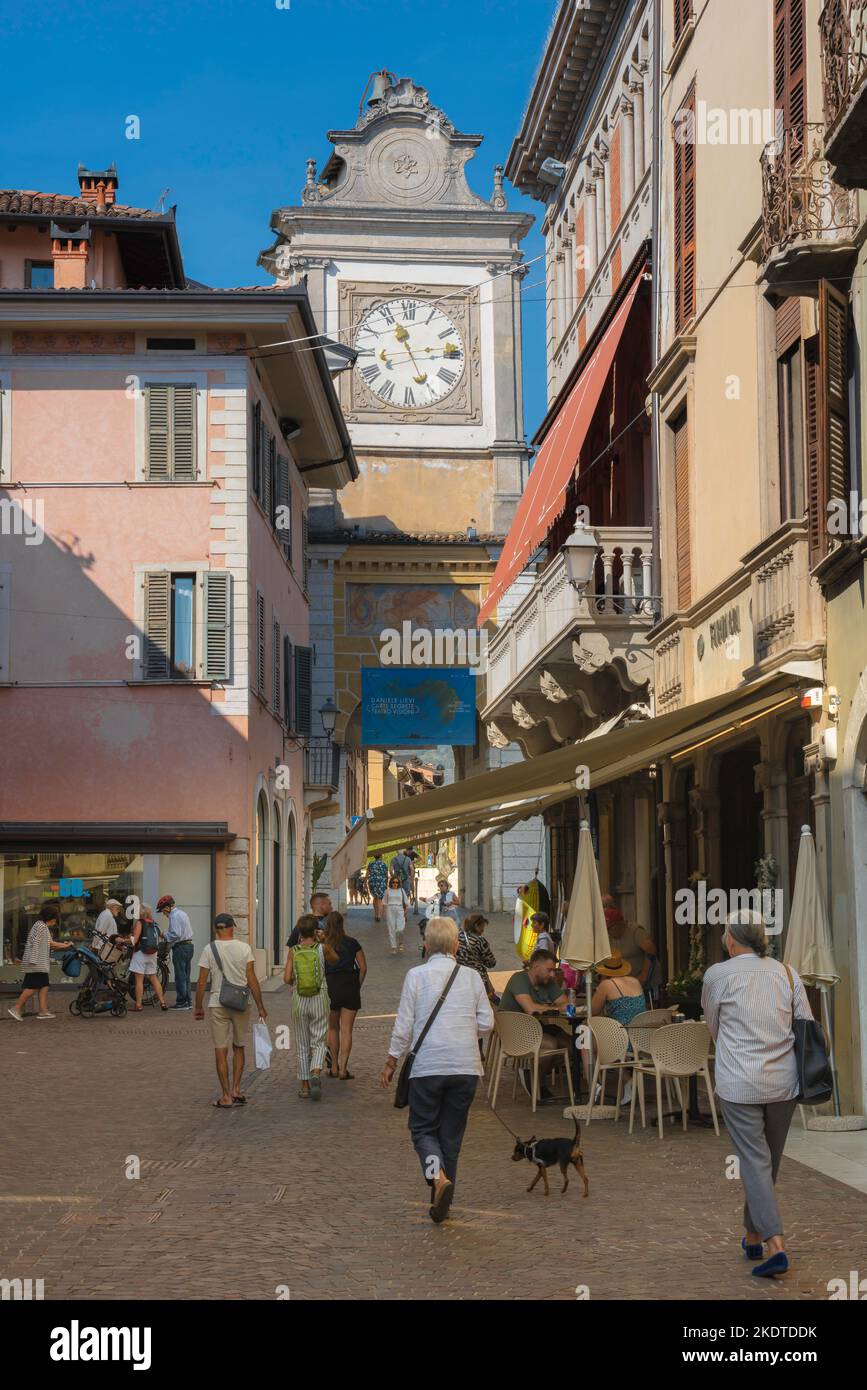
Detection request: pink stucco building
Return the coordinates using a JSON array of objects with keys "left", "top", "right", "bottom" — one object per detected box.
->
[{"left": 0, "top": 166, "right": 356, "bottom": 982}]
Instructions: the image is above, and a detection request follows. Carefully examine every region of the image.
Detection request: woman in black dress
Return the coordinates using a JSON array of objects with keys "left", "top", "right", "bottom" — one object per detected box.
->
[{"left": 323, "top": 911, "right": 366, "bottom": 1080}]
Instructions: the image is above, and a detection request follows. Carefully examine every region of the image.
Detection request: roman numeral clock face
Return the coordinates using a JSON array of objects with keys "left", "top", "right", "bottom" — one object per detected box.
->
[{"left": 354, "top": 298, "right": 465, "bottom": 409}]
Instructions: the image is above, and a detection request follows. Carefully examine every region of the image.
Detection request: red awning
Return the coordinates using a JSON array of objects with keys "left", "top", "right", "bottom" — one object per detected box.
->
[{"left": 479, "top": 269, "right": 644, "bottom": 623}]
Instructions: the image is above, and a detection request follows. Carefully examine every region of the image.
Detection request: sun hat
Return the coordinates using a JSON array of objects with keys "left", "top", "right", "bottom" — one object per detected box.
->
[{"left": 595, "top": 951, "right": 631, "bottom": 978}]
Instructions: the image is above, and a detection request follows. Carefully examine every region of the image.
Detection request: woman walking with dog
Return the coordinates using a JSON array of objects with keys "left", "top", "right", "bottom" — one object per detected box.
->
[{"left": 380, "top": 916, "right": 493, "bottom": 1224}]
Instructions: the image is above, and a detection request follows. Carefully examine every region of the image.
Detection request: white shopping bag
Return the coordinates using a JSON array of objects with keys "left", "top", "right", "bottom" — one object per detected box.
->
[{"left": 253, "top": 1019, "right": 272, "bottom": 1070}]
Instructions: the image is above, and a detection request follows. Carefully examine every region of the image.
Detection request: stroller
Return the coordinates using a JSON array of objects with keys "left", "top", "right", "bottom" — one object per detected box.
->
[
  {"left": 63, "top": 943, "right": 128, "bottom": 1019},
  {"left": 90, "top": 928, "right": 170, "bottom": 1009}
]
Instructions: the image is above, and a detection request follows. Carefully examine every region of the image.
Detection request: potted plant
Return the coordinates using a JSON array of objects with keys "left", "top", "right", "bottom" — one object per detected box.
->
[{"left": 666, "top": 915, "right": 707, "bottom": 1019}]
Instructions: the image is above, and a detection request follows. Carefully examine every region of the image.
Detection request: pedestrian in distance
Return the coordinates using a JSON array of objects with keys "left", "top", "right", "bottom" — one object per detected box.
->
[
  {"left": 286, "top": 891, "right": 333, "bottom": 948},
  {"left": 323, "top": 910, "right": 367, "bottom": 1080},
  {"left": 158, "top": 893, "right": 195, "bottom": 1011},
  {"left": 129, "top": 904, "right": 167, "bottom": 1012},
  {"left": 384, "top": 874, "right": 410, "bottom": 955},
  {"left": 380, "top": 916, "right": 493, "bottom": 1225},
  {"left": 367, "top": 852, "right": 388, "bottom": 922},
  {"left": 702, "top": 909, "right": 814, "bottom": 1280},
  {"left": 7, "top": 902, "right": 69, "bottom": 1021},
  {"left": 284, "top": 914, "right": 338, "bottom": 1101},
  {"left": 194, "top": 913, "right": 267, "bottom": 1109}
]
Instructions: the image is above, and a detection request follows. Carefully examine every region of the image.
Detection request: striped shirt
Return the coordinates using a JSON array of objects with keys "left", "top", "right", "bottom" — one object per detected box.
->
[
  {"left": 22, "top": 920, "right": 52, "bottom": 973},
  {"left": 701, "top": 953, "right": 813, "bottom": 1104}
]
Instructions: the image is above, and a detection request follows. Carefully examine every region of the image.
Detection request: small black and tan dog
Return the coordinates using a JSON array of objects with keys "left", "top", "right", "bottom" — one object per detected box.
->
[{"left": 511, "top": 1117, "right": 590, "bottom": 1197}]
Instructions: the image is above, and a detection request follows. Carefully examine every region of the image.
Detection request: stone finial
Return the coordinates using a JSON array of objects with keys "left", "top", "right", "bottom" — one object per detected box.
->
[
  {"left": 491, "top": 163, "right": 507, "bottom": 210},
  {"left": 302, "top": 157, "right": 319, "bottom": 204}
]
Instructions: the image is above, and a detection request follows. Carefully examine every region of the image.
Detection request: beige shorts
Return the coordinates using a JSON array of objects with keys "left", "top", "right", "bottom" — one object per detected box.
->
[{"left": 209, "top": 1004, "right": 251, "bottom": 1049}]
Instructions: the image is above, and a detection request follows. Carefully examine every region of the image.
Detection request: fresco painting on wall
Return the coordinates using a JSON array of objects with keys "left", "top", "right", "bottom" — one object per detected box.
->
[{"left": 346, "top": 583, "right": 480, "bottom": 636}]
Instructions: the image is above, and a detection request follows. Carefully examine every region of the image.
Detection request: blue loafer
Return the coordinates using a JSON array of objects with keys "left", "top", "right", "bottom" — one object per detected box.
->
[
  {"left": 742, "top": 1237, "right": 764, "bottom": 1261},
  {"left": 752, "top": 1251, "right": 789, "bottom": 1279}
]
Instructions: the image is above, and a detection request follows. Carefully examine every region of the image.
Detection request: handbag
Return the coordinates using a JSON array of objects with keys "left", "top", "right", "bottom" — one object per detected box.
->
[
  {"left": 394, "top": 962, "right": 461, "bottom": 1110},
  {"left": 783, "top": 965, "right": 834, "bottom": 1106},
  {"left": 210, "top": 940, "right": 251, "bottom": 1013}
]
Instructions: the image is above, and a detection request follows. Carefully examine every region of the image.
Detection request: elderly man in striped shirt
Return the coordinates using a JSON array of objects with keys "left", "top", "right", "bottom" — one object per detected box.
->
[{"left": 702, "top": 910, "right": 813, "bottom": 1281}]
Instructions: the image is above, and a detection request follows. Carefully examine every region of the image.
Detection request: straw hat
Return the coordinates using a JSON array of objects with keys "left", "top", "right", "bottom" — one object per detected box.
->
[{"left": 595, "top": 951, "right": 631, "bottom": 978}]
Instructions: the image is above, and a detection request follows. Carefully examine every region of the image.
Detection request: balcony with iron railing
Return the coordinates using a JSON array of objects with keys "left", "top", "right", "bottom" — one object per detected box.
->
[
  {"left": 304, "top": 738, "right": 340, "bottom": 792},
  {"left": 759, "top": 122, "right": 858, "bottom": 294},
  {"left": 482, "top": 527, "right": 657, "bottom": 754},
  {"left": 822, "top": 0, "right": 867, "bottom": 186}
]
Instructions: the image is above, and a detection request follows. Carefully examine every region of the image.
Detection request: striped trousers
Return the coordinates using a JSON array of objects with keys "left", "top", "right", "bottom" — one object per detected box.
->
[{"left": 292, "top": 988, "right": 330, "bottom": 1081}]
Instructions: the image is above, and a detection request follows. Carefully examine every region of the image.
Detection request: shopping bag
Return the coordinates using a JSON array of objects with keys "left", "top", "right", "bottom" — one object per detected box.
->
[{"left": 253, "top": 1019, "right": 272, "bottom": 1070}]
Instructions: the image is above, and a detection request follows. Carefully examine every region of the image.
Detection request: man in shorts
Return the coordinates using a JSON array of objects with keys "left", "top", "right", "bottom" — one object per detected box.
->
[{"left": 194, "top": 913, "right": 267, "bottom": 1109}]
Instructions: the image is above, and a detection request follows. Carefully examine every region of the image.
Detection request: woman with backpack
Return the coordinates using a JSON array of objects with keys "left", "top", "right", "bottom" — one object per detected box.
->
[
  {"left": 129, "top": 904, "right": 167, "bottom": 1012},
  {"left": 284, "top": 914, "right": 338, "bottom": 1101}
]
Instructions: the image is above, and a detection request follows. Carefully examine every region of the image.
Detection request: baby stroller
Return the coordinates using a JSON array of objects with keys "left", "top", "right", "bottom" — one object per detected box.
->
[
  {"left": 92, "top": 930, "right": 169, "bottom": 1008},
  {"left": 63, "top": 944, "right": 128, "bottom": 1019}
]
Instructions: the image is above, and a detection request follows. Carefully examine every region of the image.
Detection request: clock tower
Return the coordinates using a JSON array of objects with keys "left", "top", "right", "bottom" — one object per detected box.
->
[{"left": 259, "top": 74, "right": 537, "bottom": 909}]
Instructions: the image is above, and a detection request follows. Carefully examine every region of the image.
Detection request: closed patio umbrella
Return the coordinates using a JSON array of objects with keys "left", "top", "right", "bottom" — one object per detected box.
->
[
  {"left": 561, "top": 820, "right": 612, "bottom": 1092},
  {"left": 784, "top": 825, "right": 840, "bottom": 1114}
]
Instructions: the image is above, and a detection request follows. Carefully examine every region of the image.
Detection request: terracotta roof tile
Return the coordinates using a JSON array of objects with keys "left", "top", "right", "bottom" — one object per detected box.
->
[{"left": 0, "top": 190, "right": 168, "bottom": 221}]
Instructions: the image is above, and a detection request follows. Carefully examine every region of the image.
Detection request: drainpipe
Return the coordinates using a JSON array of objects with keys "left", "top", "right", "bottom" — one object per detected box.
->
[{"left": 650, "top": 0, "right": 663, "bottom": 620}]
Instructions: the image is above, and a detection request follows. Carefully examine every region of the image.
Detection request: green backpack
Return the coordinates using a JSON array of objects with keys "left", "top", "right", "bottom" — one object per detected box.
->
[{"left": 294, "top": 944, "right": 323, "bottom": 997}]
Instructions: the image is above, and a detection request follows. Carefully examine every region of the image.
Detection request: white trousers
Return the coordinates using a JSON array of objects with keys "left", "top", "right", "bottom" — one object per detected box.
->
[{"left": 385, "top": 905, "right": 405, "bottom": 949}]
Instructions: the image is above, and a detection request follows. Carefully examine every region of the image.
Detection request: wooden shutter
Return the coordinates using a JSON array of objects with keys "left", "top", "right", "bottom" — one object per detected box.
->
[
  {"left": 258, "top": 416, "right": 269, "bottom": 506},
  {"left": 301, "top": 511, "right": 309, "bottom": 591},
  {"left": 774, "top": 0, "right": 806, "bottom": 137},
  {"left": 673, "top": 84, "right": 696, "bottom": 333},
  {"left": 775, "top": 298, "right": 802, "bottom": 356},
  {"left": 294, "top": 644, "right": 313, "bottom": 737},
  {"left": 203, "top": 571, "right": 231, "bottom": 680},
  {"left": 820, "top": 279, "right": 851, "bottom": 543},
  {"left": 283, "top": 634, "right": 294, "bottom": 730},
  {"left": 145, "top": 384, "right": 196, "bottom": 481},
  {"left": 256, "top": 591, "right": 266, "bottom": 695},
  {"left": 674, "top": 0, "right": 693, "bottom": 45},
  {"left": 276, "top": 453, "right": 291, "bottom": 557},
  {"left": 251, "top": 400, "right": 261, "bottom": 498},
  {"left": 672, "top": 411, "right": 691, "bottom": 609},
  {"left": 804, "top": 334, "right": 824, "bottom": 565},
  {"left": 272, "top": 617, "right": 281, "bottom": 712},
  {"left": 143, "top": 571, "right": 170, "bottom": 678}
]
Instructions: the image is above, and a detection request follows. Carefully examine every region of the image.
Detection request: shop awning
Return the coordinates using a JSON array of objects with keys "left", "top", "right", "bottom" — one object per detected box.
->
[
  {"left": 330, "top": 670, "right": 809, "bottom": 881},
  {"left": 478, "top": 267, "right": 644, "bottom": 624},
  {"left": 0, "top": 822, "right": 235, "bottom": 847}
]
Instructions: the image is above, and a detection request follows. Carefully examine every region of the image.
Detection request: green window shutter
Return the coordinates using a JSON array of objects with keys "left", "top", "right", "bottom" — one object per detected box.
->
[
  {"left": 283, "top": 634, "right": 294, "bottom": 730},
  {"left": 251, "top": 399, "right": 261, "bottom": 497},
  {"left": 294, "top": 644, "right": 313, "bottom": 736},
  {"left": 301, "top": 511, "right": 309, "bottom": 591},
  {"left": 143, "top": 571, "right": 171, "bottom": 678},
  {"left": 203, "top": 571, "right": 231, "bottom": 681},
  {"left": 146, "top": 386, "right": 171, "bottom": 480},
  {"left": 172, "top": 384, "right": 197, "bottom": 480},
  {"left": 262, "top": 431, "right": 274, "bottom": 520},
  {"left": 272, "top": 617, "right": 281, "bottom": 712},
  {"left": 258, "top": 417, "right": 268, "bottom": 506},
  {"left": 277, "top": 453, "right": 291, "bottom": 557},
  {"left": 256, "top": 590, "right": 266, "bottom": 695}
]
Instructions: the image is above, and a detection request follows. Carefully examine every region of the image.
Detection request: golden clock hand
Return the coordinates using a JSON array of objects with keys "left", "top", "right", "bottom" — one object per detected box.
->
[{"left": 398, "top": 334, "right": 428, "bottom": 384}]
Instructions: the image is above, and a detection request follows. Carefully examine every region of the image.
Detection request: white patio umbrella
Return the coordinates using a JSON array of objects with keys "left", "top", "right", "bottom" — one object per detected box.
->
[
  {"left": 783, "top": 825, "right": 841, "bottom": 1114},
  {"left": 560, "top": 820, "right": 612, "bottom": 1096}
]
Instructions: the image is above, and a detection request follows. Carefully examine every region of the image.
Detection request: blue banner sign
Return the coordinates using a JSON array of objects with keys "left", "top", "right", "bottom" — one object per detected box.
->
[{"left": 361, "top": 667, "right": 476, "bottom": 747}]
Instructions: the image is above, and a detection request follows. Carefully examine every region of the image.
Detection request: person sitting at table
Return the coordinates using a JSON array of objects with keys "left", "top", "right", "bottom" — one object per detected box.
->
[
  {"left": 603, "top": 897, "right": 657, "bottom": 993},
  {"left": 499, "top": 949, "right": 569, "bottom": 1102},
  {"left": 590, "top": 952, "right": 646, "bottom": 1027}
]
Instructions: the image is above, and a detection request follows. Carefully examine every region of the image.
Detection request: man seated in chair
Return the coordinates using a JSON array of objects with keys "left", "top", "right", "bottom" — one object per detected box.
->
[{"left": 499, "top": 949, "right": 569, "bottom": 1102}]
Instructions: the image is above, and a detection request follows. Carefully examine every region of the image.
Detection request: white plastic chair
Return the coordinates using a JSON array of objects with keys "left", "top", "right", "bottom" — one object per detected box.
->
[
  {"left": 489, "top": 1011, "right": 575, "bottom": 1114},
  {"left": 629, "top": 1022, "right": 719, "bottom": 1139}
]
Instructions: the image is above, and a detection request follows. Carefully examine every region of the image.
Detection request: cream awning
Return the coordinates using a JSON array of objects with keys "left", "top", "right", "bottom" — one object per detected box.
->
[{"left": 329, "top": 671, "right": 807, "bottom": 882}]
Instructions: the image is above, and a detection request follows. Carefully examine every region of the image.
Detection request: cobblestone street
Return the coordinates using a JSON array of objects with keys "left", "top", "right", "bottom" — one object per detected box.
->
[{"left": 3, "top": 909, "right": 866, "bottom": 1302}]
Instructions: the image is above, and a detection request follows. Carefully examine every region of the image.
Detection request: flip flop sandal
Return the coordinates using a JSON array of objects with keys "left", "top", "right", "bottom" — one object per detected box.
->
[
  {"left": 309, "top": 1077, "right": 322, "bottom": 1101},
  {"left": 232, "top": 1095, "right": 247, "bottom": 1105},
  {"left": 298, "top": 1088, "right": 310, "bottom": 1098},
  {"left": 339, "top": 1072, "right": 355, "bottom": 1080},
  {"left": 212, "top": 1100, "right": 234, "bottom": 1109},
  {"left": 327, "top": 1070, "right": 340, "bottom": 1079}
]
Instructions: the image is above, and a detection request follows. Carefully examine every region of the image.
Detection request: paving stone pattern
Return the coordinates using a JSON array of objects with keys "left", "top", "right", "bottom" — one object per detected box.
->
[{"left": 2, "top": 908, "right": 866, "bottom": 1301}]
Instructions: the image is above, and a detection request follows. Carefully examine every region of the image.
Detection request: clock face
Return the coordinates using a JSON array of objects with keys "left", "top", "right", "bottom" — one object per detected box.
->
[{"left": 354, "top": 297, "right": 465, "bottom": 409}]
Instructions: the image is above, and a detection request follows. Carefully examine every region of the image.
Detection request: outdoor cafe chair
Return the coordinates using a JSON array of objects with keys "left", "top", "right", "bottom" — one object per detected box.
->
[
  {"left": 489, "top": 1011, "right": 575, "bottom": 1115},
  {"left": 585, "top": 1017, "right": 635, "bottom": 1124},
  {"left": 629, "top": 1021, "right": 720, "bottom": 1139}
]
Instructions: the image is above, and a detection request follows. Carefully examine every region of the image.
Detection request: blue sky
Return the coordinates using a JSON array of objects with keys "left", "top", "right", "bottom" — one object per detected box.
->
[{"left": 0, "top": 0, "right": 553, "bottom": 434}]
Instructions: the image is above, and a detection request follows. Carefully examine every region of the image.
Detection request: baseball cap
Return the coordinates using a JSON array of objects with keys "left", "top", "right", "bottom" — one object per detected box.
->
[{"left": 214, "top": 912, "right": 235, "bottom": 929}]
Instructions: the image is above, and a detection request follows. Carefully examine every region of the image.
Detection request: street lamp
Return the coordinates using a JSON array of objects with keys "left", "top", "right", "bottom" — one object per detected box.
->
[
  {"left": 562, "top": 523, "right": 600, "bottom": 590},
  {"left": 319, "top": 697, "right": 338, "bottom": 740}
]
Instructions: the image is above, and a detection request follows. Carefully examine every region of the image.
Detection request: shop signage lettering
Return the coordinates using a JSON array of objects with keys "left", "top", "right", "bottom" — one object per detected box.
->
[{"left": 709, "top": 607, "right": 741, "bottom": 651}]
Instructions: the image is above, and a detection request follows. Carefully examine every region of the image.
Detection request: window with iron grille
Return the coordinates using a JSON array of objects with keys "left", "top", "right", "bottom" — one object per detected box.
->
[{"left": 145, "top": 384, "right": 197, "bottom": 481}]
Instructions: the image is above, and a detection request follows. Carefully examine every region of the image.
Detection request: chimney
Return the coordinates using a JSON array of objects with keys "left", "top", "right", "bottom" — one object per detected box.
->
[
  {"left": 77, "top": 163, "right": 118, "bottom": 208},
  {"left": 50, "top": 220, "right": 91, "bottom": 289}
]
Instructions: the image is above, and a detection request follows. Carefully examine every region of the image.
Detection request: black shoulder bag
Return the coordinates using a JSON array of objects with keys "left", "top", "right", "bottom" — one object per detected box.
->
[
  {"left": 394, "top": 963, "right": 461, "bottom": 1110},
  {"left": 783, "top": 964, "right": 833, "bottom": 1106}
]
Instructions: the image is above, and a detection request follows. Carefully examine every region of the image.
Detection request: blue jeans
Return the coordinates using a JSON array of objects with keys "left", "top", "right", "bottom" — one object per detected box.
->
[{"left": 172, "top": 942, "right": 194, "bottom": 1004}]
